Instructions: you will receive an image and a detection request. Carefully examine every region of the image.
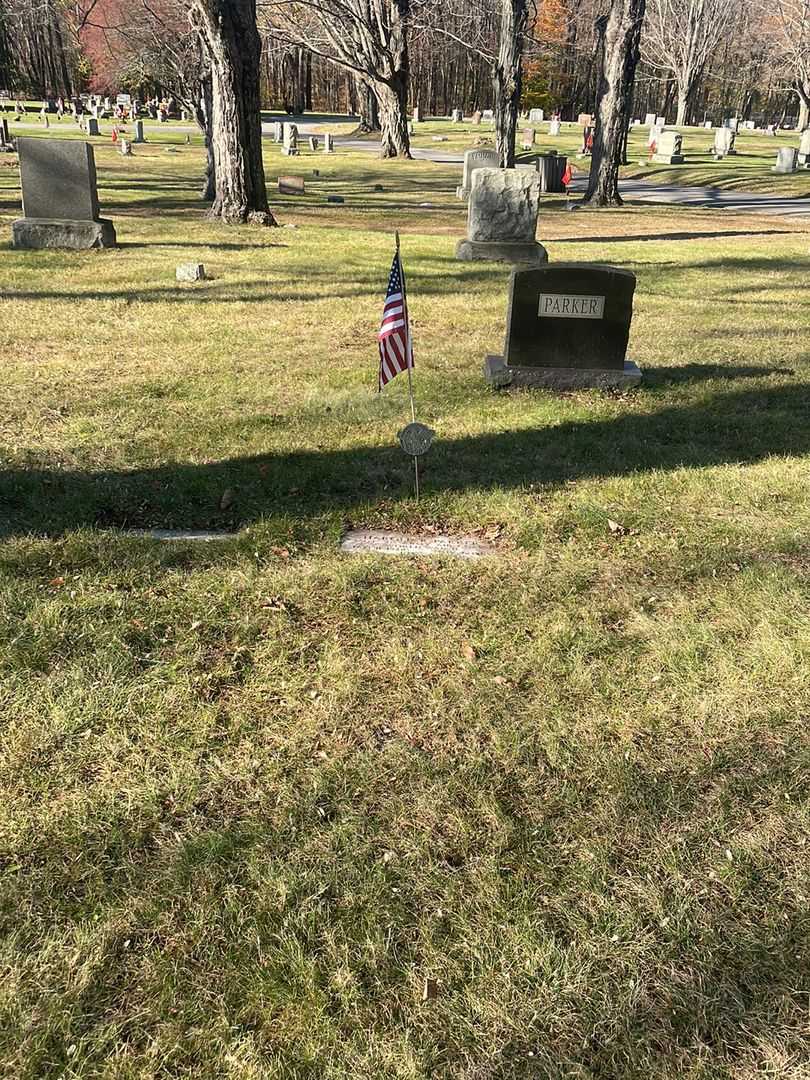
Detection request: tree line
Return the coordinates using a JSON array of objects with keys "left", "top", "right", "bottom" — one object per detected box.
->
[{"left": 0, "top": 0, "right": 808, "bottom": 218}]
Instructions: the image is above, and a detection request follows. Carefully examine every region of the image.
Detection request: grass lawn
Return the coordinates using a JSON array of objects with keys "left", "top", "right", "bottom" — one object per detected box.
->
[{"left": 1, "top": 134, "right": 810, "bottom": 1079}]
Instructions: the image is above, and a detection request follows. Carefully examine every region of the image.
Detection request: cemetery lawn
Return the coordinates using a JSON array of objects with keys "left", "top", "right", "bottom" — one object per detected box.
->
[{"left": 2, "top": 139, "right": 810, "bottom": 1080}]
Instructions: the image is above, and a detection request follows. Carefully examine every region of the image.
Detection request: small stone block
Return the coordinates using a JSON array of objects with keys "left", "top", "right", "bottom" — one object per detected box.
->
[
  {"left": 326, "top": 194, "right": 344, "bottom": 203},
  {"left": 341, "top": 530, "right": 493, "bottom": 559},
  {"left": 176, "top": 262, "right": 205, "bottom": 282}
]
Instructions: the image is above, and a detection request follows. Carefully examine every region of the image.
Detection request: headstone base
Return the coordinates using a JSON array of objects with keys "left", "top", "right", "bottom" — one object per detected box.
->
[
  {"left": 484, "top": 355, "right": 642, "bottom": 391},
  {"left": 12, "top": 217, "right": 117, "bottom": 250},
  {"left": 456, "top": 239, "right": 548, "bottom": 266},
  {"left": 652, "top": 153, "right": 684, "bottom": 164},
  {"left": 455, "top": 185, "right": 470, "bottom": 200}
]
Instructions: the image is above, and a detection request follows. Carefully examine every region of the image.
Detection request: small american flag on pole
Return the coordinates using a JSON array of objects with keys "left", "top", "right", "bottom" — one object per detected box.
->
[{"left": 378, "top": 244, "right": 413, "bottom": 392}]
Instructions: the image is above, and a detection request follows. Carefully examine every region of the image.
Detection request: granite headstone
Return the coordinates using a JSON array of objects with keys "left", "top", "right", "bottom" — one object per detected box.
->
[
  {"left": 456, "top": 167, "right": 546, "bottom": 265},
  {"left": 12, "top": 137, "right": 116, "bottom": 248},
  {"left": 484, "top": 263, "right": 641, "bottom": 389},
  {"left": 456, "top": 146, "right": 498, "bottom": 199}
]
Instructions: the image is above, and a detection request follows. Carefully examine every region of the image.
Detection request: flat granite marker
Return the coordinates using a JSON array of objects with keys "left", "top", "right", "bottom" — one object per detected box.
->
[
  {"left": 484, "top": 263, "right": 641, "bottom": 390},
  {"left": 456, "top": 167, "right": 546, "bottom": 266},
  {"left": 341, "top": 530, "right": 493, "bottom": 559},
  {"left": 12, "top": 137, "right": 117, "bottom": 249}
]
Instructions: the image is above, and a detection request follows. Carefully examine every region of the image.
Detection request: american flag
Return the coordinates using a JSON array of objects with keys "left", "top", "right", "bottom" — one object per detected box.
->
[{"left": 378, "top": 248, "right": 413, "bottom": 391}]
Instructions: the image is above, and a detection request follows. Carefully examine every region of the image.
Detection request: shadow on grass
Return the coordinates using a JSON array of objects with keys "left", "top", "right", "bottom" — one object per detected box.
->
[
  {"left": 0, "top": 380, "right": 807, "bottom": 539},
  {"left": 553, "top": 228, "right": 795, "bottom": 244}
]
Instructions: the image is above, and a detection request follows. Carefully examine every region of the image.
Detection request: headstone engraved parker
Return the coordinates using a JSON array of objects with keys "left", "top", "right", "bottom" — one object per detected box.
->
[{"left": 484, "top": 263, "right": 642, "bottom": 390}]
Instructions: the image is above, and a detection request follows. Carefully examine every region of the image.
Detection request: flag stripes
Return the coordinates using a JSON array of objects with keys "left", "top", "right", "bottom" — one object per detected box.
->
[{"left": 378, "top": 252, "right": 413, "bottom": 391}]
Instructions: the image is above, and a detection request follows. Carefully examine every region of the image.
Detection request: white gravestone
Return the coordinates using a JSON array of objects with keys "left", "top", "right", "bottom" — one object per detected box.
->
[{"left": 456, "top": 146, "right": 499, "bottom": 200}]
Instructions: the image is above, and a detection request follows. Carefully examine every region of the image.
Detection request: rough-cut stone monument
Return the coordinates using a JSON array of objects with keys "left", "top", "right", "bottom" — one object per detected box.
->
[
  {"left": 652, "top": 129, "right": 684, "bottom": 164},
  {"left": 12, "top": 138, "right": 117, "bottom": 249},
  {"left": 456, "top": 147, "right": 499, "bottom": 199},
  {"left": 484, "top": 263, "right": 641, "bottom": 390},
  {"left": 456, "top": 167, "right": 546, "bottom": 266}
]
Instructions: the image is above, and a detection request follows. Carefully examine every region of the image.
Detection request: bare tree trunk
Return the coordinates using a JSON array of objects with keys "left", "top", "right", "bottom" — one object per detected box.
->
[
  {"left": 798, "top": 81, "right": 810, "bottom": 131},
  {"left": 585, "top": 0, "right": 646, "bottom": 207},
  {"left": 377, "top": 73, "right": 411, "bottom": 157},
  {"left": 493, "top": 0, "right": 528, "bottom": 168},
  {"left": 190, "top": 0, "right": 276, "bottom": 225},
  {"left": 353, "top": 74, "right": 380, "bottom": 133},
  {"left": 197, "top": 71, "right": 215, "bottom": 202}
]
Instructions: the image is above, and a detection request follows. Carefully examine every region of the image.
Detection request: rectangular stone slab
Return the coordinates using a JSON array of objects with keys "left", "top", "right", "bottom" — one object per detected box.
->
[
  {"left": 503, "top": 263, "right": 636, "bottom": 371},
  {"left": 17, "top": 137, "right": 100, "bottom": 221},
  {"left": 467, "top": 167, "right": 541, "bottom": 244}
]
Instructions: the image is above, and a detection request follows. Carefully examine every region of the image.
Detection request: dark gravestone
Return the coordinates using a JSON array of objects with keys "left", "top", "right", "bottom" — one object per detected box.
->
[
  {"left": 12, "top": 137, "right": 116, "bottom": 249},
  {"left": 485, "top": 263, "right": 642, "bottom": 390}
]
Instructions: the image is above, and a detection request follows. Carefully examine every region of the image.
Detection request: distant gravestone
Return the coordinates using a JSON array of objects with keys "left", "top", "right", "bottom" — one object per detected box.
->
[
  {"left": 12, "top": 137, "right": 116, "bottom": 249},
  {"left": 86, "top": 117, "right": 100, "bottom": 136},
  {"left": 323, "top": 132, "right": 334, "bottom": 153},
  {"left": 798, "top": 129, "right": 810, "bottom": 166},
  {"left": 456, "top": 146, "right": 498, "bottom": 199},
  {"left": 278, "top": 174, "right": 305, "bottom": 194},
  {"left": 528, "top": 108, "right": 544, "bottom": 123},
  {"left": 282, "top": 123, "right": 299, "bottom": 156},
  {"left": 412, "top": 106, "right": 420, "bottom": 122},
  {"left": 451, "top": 108, "right": 463, "bottom": 122},
  {"left": 272, "top": 121, "right": 283, "bottom": 142},
  {"left": 119, "top": 138, "right": 131, "bottom": 155},
  {"left": 656, "top": 115, "right": 666, "bottom": 126},
  {"left": 577, "top": 113, "right": 592, "bottom": 127},
  {"left": 714, "top": 127, "right": 736, "bottom": 157},
  {"left": 472, "top": 110, "right": 482, "bottom": 125},
  {"left": 456, "top": 167, "right": 546, "bottom": 265},
  {"left": 773, "top": 147, "right": 798, "bottom": 174},
  {"left": 652, "top": 129, "right": 684, "bottom": 164},
  {"left": 308, "top": 135, "right": 318, "bottom": 151},
  {"left": 548, "top": 118, "right": 561, "bottom": 136},
  {"left": 133, "top": 119, "right": 145, "bottom": 143},
  {"left": 176, "top": 262, "right": 205, "bottom": 282},
  {"left": 482, "top": 109, "right": 494, "bottom": 121},
  {"left": 704, "top": 120, "right": 713, "bottom": 129},
  {"left": 521, "top": 127, "right": 536, "bottom": 149},
  {"left": 484, "top": 264, "right": 641, "bottom": 390},
  {"left": 644, "top": 112, "right": 656, "bottom": 125}
]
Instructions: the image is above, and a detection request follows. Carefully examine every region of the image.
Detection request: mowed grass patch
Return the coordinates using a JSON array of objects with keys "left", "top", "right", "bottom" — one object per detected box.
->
[{"left": 0, "top": 135, "right": 809, "bottom": 1079}]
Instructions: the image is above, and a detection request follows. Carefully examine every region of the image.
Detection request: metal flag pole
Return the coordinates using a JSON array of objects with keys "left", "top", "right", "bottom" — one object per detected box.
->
[{"left": 396, "top": 230, "right": 419, "bottom": 500}]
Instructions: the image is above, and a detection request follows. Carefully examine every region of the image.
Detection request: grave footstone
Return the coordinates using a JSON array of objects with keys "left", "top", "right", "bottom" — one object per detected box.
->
[
  {"left": 773, "top": 147, "right": 798, "bottom": 174},
  {"left": 12, "top": 137, "right": 116, "bottom": 249},
  {"left": 652, "top": 129, "right": 684, "bottom": 164},
  {"left": 484, "top": 263, "right": 641, "bottom": 390},
  {"left": 456, "top": 167, "right": 546, "bottom": 266},
  {"left": 176, "top": 262, "right": 205, "bottom": 282},
  {"left": 278, "top": 174, "right": 305, "bottom": 194},
  {"left": 456, "top": 147, "right": 499, "bottom": 199}
]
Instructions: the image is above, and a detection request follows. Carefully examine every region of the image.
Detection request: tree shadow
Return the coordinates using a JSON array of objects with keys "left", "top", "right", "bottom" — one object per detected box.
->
[
  {"left": 553, "top": 228, "right": 795, "bottom": 244},
  {"left": 1, "top": 381, "right": 808, "bottom": 540}
]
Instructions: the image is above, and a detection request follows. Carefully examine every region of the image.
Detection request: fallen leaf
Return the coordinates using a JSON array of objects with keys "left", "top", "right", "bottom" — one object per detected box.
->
[{"left": 607, "top": 519, "right": 627, "bottom": 536}]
